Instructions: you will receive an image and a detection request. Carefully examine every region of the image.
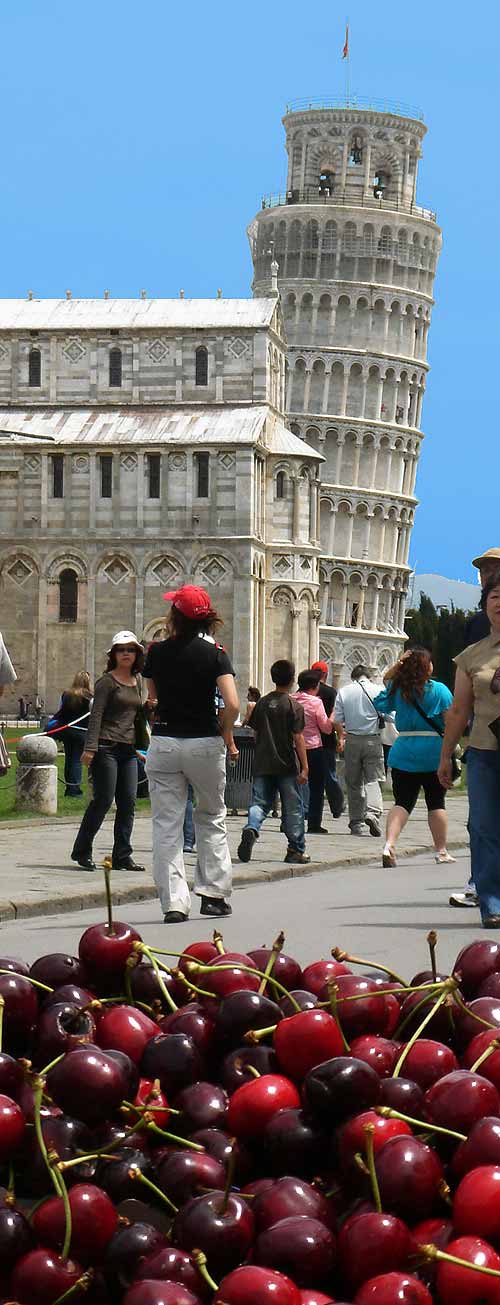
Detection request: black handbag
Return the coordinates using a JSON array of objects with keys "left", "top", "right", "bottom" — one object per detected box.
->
[{"left": 411, "top": 696, "right": 462, "bottom": 783}]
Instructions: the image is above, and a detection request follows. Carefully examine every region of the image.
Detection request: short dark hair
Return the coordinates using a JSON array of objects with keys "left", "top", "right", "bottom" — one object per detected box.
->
[
  {"left": 351, "top": 663, "right": 368, "bottom": 681},
  {"left": 271, "top": 659, "right": 295, "bottom": 687},
  {"left": 297, "top": 669, "right": 321, "bottom": 691},
  {"left": 167, "top": 606, "right": 223, "bottom": 639},
  {"left": 481, "top": 568, "right": 500, "bottom": 612},
  {"left": 248, "top": 686, "right": 261, "bottom": 702},
  {"left": 106, "top": 645, "right": 145, "bottom": 674}
]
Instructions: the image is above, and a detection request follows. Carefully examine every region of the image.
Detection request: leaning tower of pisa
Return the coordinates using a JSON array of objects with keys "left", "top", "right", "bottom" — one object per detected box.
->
[{"left": 248, "top": 96, "right": 442, "bottom": 682}]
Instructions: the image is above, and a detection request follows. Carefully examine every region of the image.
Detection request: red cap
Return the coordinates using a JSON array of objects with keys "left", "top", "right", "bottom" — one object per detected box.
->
[
  {"left": 311, "top": 660, "right": 329, "bottom": 675},
  {"left": 163, "top": 584, "right": 213, "bottom": 619}
]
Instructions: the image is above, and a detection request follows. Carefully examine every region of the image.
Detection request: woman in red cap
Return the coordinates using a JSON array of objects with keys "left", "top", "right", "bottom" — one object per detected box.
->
[{"left": 144, "top": 585, "right": 239, "bottom": 923}]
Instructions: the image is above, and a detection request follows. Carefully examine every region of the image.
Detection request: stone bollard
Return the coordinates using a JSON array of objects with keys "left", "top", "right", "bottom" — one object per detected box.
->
[{"left": 16, "top": 734, "right": 58, "bottom": 815}]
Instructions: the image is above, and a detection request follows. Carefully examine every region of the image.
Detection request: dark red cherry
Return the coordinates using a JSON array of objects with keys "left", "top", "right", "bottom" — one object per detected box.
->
[
  {"left": 201, "top": 952, "right": 260, "bottom": 1000},
  {"left": 173, "top": 1190, "right": 255, "bottom": 1277},
  {"left": 0, "top": 1093, "right": 25, "bottom": 1160},
  {"left": 103, "top": 1221, "right": 165, "bottom": 1292},
  {"left": 0, "top": 972, "right": 38, "bottom": 1049},
  {"left": 214, "top": 1264, "right": 301, "bottom": 1305},
  {"left": 247, "top": 947, "right": 303, "bottom": 992},
  {"left": 454, "top": 939, "right": 500, "bottom": 997},
  {"left": 47, "top": 1046, "right": 131, "bottom": 1125},
  {"left": 337, "top": 1211, "right": 411, "bottom": 1294},
  {"left": 349, "top": 1036, "right": 399, "bottom": 1078},
  {"left": 35, "top": 1001, "right": 97, "bottom": 1064},
  {"left": 222, "top": 1044, "right": 278, "bottom": 1093},
  {"left": 134, "top": 1244, "right": 210, "bottom": 1299},
  {"left": 10, "top": 1247, "right": 85, "bottom": 1305},
  {"left": 454, "top": 998, "right": 500, "bottom": 1050},
  {"left": 303, "top": 1056, "right": 381, "bottom": 1124},
  {"left": 158, "top": 1005, "right": 215, "bottom": 1056},
  {"left": 254, "top": 1177, "right": 335, "bottom": 1233},
  {"left": 397, "top": 1039, "right": 459, "bottom": 1091},
  {"left": 280, "top": 990, "right": 318, "bottom": 1015},
  {"left": 31, "top": 953, "right": 91, "bottom": 991},
  {"left": 0, "top": 1204, "right": 35, "bottom": 1270},
  {"left": 97, "top": 1146, "right": 152, "bottom": 1202},
  {"left": 0, "top": 1051, "right": 24, "bottom": 1101},
  {"left": 265, "top": 1107, "right": 328, "bottom": 1178},
  {"left": 190, "top": 1127, "right": 252, "bottom": 1183},
  {"left": 379, "top": 1076, "right": 425, "bottom": 1116},
  {"left": 215, "top": 990, "right": 282, "bottom": 1048},
  {"left": 319, "top": 975, "right": 389, "bottom": 1038},
  {"left": 174, "top": 1080, "right": 228, "bottom": 1132},
  {"left": 96, "top": 1003, "right": 159, "bottom": 1063},
  {"left": 0, "top": 954, "right": 30, "bottom": 977},
  {"left": 124, "top": 1282, "right": 203, "bottom": 1305},
  {"left": 253, "top": 1215, "right": 336, "bottom": 1287},
  {"left": 425, "top": 1069, "right": 500, "bottom": 1133},
  {"left": 79, "top": 919, "right": 142, "bottom": 989},
  {"left": 33, "top": 1182, "right": 118, "bottom": 1262},
  {"left": 354, "top": 1273, "right": 432, "bottom": 1304},
  {"left": 156, "top": 1149, "right": 226, "bottom": 1205},
  {"left": 302, "top": 958, "right": 350, "bottom": 996},
  {"left": 130, "top": 959, "right": 185, "bottom": 1012},
  {"left": 435, "top": 1235, "right": 500, "bottom": 1305},
  {"left": 42, "top": 984, "right": 95, "bottom": 1011},
  {"left": 374, "top": 1134, "right": 444, "bottom": 1221},
  {"left": 452, "top": 1117, "right": 500, "bottom": 1179},
  {"left": 140, "top": 1032, "right": 205, "bottom": 1094}
]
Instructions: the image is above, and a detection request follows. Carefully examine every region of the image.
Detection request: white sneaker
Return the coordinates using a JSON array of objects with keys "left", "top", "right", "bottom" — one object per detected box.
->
[{"left": 449, "top": 890, "right": 478, "bottom": 908}]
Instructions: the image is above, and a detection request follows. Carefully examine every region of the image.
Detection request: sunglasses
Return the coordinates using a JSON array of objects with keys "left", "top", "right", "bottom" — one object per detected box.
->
[{"left": 115, "top": 647, "right": 136, "bottom": 654}]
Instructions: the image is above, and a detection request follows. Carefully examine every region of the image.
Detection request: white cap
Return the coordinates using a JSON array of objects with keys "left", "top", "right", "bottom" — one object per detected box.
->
[{"left": 106, "top": 629, "right": 143, "bottom": 655}]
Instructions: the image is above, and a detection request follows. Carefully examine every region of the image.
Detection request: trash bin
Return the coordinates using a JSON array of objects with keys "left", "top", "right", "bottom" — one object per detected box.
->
[{"left": 225, "top": 727, "right": 255, "bottom": 815}]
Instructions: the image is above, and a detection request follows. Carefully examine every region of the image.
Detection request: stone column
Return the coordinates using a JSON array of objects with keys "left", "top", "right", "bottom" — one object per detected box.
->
[
  {"left": 335, "top": 433, "right": 345, "bottom": 484},
  {"left": 340, "top": 367, "right": 349, "bottom": 416},
  {"left": 379, "top": 520, "right": 387, "bottom": 561},
  {"left": 360, "top": 369, "right": 368, "bottom": 418},
  {"left": 345, "top": 511, "right": 355, "bottom": 559},
  {"left": 286, "top": 367, "right": 293, "bottom": 411},
  {"left": 372, "top": 587, "right": 381, "bottom": 631},
  {"left": 322, "top": 368, "right": 330, "bottom": 414},
  {"left": 132, "top": 339, "right": 140, "bottom": 403},
  {"left": 339, "top": 582, "right": 348, "bottom": 628},
  {"left": 328, "top": 505, "right": 336, "bottom": 555},
  {"left": 363, "top": 141, "right": 373, "bottom": 197},
  {"left": 40, "top": 454, "right": 48, "bottom": 531},
  {"left": 36, "top": 573, "right": 47, "bottom": 705},
  {"left": 291, "top": 604, "right": 301, "bottom": 669},
  {"left": 383, "top": 306, "right": 390, "bottom": 347},
  {"left": 416, "top": 386, "right": 424, "bottom": 427},
  {"left": 352, "top": 440, "right": 362, "bottom": 486},
  {"left": 16, "top": 734, "right": 57, "bottom": 815},
  {"left": 310, "top": 298, "right": 320, "bottom": 343},
  {"left": 292, "top": 476, "right": 301, "bottom": 543},
  {"left": 49, "top": 336, "right": 57, "bottom": 402},
  {"left": 89, "top": 453, "right": 97, "bottom": 532},
  {"left": 86, "top": 572, "right": 96, "bottom": 682},
  {"left": 370, "top": 445, "right": 379, "bottom": 489},
  {"left": 303, "top": 368, "right": 312, "bottom": 414},
  {"left": 310, "top": 478, "right": 319, "bottom": 543},
  {"left": 376, "top": 375, "right": 384, "bottom": 420},
  {"left": 356, "top": 585, "right": 366, "bottom": 629},
  {"left": 137, "top": 451, "right": 144, "bottom": 531},
  {"left": 309, "top": 604, "right": 321, "bottom": 664}
]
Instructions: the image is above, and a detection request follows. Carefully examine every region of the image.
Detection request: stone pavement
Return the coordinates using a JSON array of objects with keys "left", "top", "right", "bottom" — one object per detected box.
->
[{"left": 0, "top": 794, "right": 469, "bottom": 921}]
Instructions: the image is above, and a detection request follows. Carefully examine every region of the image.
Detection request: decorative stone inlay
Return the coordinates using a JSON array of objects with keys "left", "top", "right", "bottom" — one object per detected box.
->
[
  {"left": 217, "top": 451, "right": 235, "bottom": 470},
  {"left": 7, "top": 559, "right": 33, "bottom": 586},
  {"left": 102, "top": 557, "right": 130, "bottom": 585},
  {"left": 272, "top": 587, "right": 293, "bottom": 606},
  {"left": 0, "top": 343, "right": 9, "bottom": 362},
  {"left": 62, "top": 337, "right": 85, "bottom": 363},
  {"left": 200, "top": 557, "right": 228, "bottom": 586},
  {"left": 168, "top": 452, "right": 186, "bottom": 470},
  {"left": 274, "top": 555, "right": 293, "bottom": 576},
  {"left": 73, "top": 454, "right": 89, "bottom": 472},
  {"left": 147, "top": 338, "right": 169, "bottom": 363},
  {"left": 151, "top": 558, "right": 179, "bottom": 586},
  {"left": 300, "top": 556, "right": 312, "bottom": 572},
  {"left": 25, "top": 455, "right": 41, "bottom": 472},
  {"left": 120, "top": 454, "right": 137, "bottom": 471},
  {"left": 227, "top": 337, "right": 248, "bottom": 358}
]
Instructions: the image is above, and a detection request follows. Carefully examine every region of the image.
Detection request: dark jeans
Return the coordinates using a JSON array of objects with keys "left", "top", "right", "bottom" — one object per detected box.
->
[
  {"left": 467, "top": 747, "right": 500, "bottom": 922},
  {"left": 183, "top": 785, "right": 196, "bottom": 850},
  {"left": 246, "top": 773, "right": 305, "bottom": 853},
  {"left": 72, "top": 743, "right": 137, "bottom": 865},
  {"left": 323, "top": 748, "right": 345, "bottom": 819},
  {"left": 62, "top": 727, "right": 85, "bottom": 795},
  {"left": 302, "top": 747, "right": 326, "bottom": 830}
]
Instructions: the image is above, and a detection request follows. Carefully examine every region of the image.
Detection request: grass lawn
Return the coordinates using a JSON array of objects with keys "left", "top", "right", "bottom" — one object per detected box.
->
[{"left": 0, "top": 740, "right": 151, "bottom": 821}]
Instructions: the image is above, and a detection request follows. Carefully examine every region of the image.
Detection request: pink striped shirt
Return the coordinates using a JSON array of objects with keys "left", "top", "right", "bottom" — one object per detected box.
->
[{"left": 293, "top": 691, "right": 334, "bottom": 750}]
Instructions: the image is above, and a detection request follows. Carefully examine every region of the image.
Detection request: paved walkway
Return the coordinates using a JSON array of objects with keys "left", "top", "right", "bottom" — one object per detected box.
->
[{"left": 0, "top": 795, "right": 469, "bottom": 921}]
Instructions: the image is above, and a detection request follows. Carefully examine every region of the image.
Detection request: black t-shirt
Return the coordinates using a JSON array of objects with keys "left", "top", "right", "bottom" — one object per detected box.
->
[
  {"left": 318, "top": 682, "right": 337, "bottom": 752},
  {"left": 250, "top": 690, "right": 305, "bottom": 777},
  {"left": 143, "top": 634, "right": 233, "bottom": 738},
  {"left": 464, "top": 610, "right": 490, "bottom": 648}
]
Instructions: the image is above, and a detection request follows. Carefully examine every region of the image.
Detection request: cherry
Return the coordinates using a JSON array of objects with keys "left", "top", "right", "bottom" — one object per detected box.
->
[
  {"left": 299, "top": 1294, "right": 339, "bottom": 1305},
  {"left": 337, "top": 1210, "right": 411, "bottom": 1294},
  {"left": 280, "top": 990, "right": 318, "bottom": 1015},
  {"left": 190, "top": 1127, "right": 252, "bottom": 1182},
  {"left": 375, "top": 1134, "right": 444, "bottom": 1221},
  {"left": 265, "top": 1106, "right": 328, "bottom": 1178},
  {"left": 97, "top": 1146, "right": 152, "bottom": 1202},
  {"left": 141, "top": 1032, "right": 205, "bottom": 1094},
  {"left": 455, "top": 998, "right": 500, "bottom": 1050},
  {"left": 435, "top": 1235, "right": 500, "bottom": 1305},
  {"left": 336, "top": 1109, "right": 412, "bottom": 1179},
  {"left": 350, "top": 1036, "right": 399, "bottom": 1078},
  {"left": 178, "top": 939, "right": 219, "bottom": 976},
  {"left": 79, "top": 919, "right": 142, "bottom": 988},
  {"left": 463, "top": 1031, "right": 500, "bottom": 1091},
  {"left": 214, "top": 1265, "right": 302, "bottom": 1305},
  {"left": 159, "top": 1005, "right": 216, "bottom": 1057},
  {"left": 226, "top": 1073, "right": 301, "bottom": 1139},
  {"left": 274, "top": 1009, "right": 345, "bottom": 1081},
  {"left": 201, "top": 952, "right": 260, "bottom": 999},
  {"left": 123, "top": 1076, "right": 170, "bottom": 1129},
  {"left": 253, "top": 1214, "right": 336, "bottom": 1287},
  {"left": 0, "top": 1051, "right": 24, "bottom": 1101},
  {"left": 124, "top": 1283, "right": 203, "bottom": 1305},
  {"left": 320, "top": 974, "right": 389, "bottom": 1038},
  {"left": 10, "top": 1247, "right": 85, "bottom": 1305},
  {"left": 42, "top": 983, "right": 95, "bottom": 1011},
  {"left": 247, "top": 947, "right": 303, "bottom": 992},
  {"left": 33, "top": 1182, "right": 118, "bottom": 1263},
  {"left": 131, "top": 960, "right": 185, "bottom": 1012},
  {"left": 478, "top": 973, "right": 500, "bottom": 1000},
  {"left": 174, "top": 1080, "right": 228, "bottom": 1131},
  {"left": 254, "top": 1177, "right": 335, "bottom": 1232},
  {"left": 354, "top": 1273, "right": 432, "bottom": 1303},
  {"left": 398, "top": 1039, "right": 458, "bottom": 1091},
  {"left": 302, "top": 958, "right": 351, "bottom": 996},
  {"left": 47, "top": 1045, "right": 132, "bottom": 1125},
  {"left": 0, "top": 1205, "right": 34, "bottom": 1270},
  {"left": 20, "top": 1114, "right": 94, "bottom": 1195},
  {"left": 0, "top": 953, "right": 30, "bottom": 977},
  {"left": 30, "top": 953, "right": 91, "bottom": 991},
  {"left": 0, "top": 972, "right": 38, "bottom": 1049},
  {"left": 35, "top": 1001, "right": 97, "bottom": 1064},
  {"left": 453, "top": 1165, "right": 500, "bottom": 1244},
  {"left": 452, "top": 1117, "right": 500, "bottom": 1179},
  {"left": 397, "top": 989, "right": 454, "bottom": 1044},
  {"left": 222, "top": 1045, "right": 278, "bottom": 1093},
  {"left": 134, "top": 1245, "right": 210, "bottom": 1298},
  {"left": 304, "top": 1056, "right": 381, "bottom": 1124},
  {"left": 425, "top": 1069, "right": 500, "bottom": 1132},
  {"left": 103, "top": 1222, "right": 166, "bottom": 1293},
  {"left": 379, "top": 1076, "right": 425, "bottom": 1116},
  {"left": 454, "top": 938, "right": 500, "bottom": 997},
  {"left": 0, "top": 1092, "right": 25, "bottom": 1160},
  {"left": 96, "top": 1003, "right": 159, "bottom": 1063},
  {"left": 215, "top": 990, "right": 282, "bottom": 1048},
  {"left": 156, "top": 1149, "right": 226, "bottom": 1204},
  {"left": 173, "top": 1190, "right": 255, "bottom": 1276}
]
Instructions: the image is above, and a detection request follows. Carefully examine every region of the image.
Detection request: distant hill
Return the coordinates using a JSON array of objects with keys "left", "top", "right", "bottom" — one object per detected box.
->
[{"left": 408, "top": 573, "right": 480, "bottom": 612}]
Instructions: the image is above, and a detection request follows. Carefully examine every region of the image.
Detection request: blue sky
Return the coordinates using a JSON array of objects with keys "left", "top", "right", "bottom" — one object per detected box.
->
[{"left": 2, "top": 1, "right": 497, "bottom": 582}]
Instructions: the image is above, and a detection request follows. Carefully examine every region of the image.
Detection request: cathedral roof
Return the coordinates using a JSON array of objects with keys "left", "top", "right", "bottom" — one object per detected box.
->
[
  {"left": 0, "top": 299, "right": 279, "bottom": 330},
  {"left": 0, "top": 406, "right": 321, "bottom": 459}
]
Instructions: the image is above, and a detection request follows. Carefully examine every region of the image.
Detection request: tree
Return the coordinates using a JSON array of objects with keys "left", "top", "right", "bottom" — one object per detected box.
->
[{"left": 404, "top": 594, "right": 474, "bottom": 689}]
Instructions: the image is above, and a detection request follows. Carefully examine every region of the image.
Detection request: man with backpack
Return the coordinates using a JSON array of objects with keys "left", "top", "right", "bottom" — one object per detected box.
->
[{"left": 237, "top": 659, "right": 310, "bottom": 865}]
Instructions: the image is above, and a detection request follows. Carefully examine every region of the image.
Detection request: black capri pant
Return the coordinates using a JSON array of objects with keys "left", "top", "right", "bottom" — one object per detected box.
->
[{"left": 391, "top": 767, "right": 446, "bottom": 815}]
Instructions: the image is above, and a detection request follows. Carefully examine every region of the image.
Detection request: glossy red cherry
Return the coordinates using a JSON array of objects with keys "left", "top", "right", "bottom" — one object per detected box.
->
[
  {"left": 226, "top": 1073, "right": 300, "bottom": 1139},
  {"left": 319, "top": 974, "right": 389, "bottom": 1038},
  {"left": 174, "top": 1080, "right": 228, "bottom": 1131},
  {"left": 159, "top": 1005, "right": 216, "bottom": 1056},
  {"left": 425, "top": 1069, "right": 500, "bottom": 1132},
  {"left": 122, "top": 1076, "right": 169, "bottom": 1128},
  {"left": 399, "top": 1038, "right": 458, "bottom": 1090},
  {"left": 215, "top": 990, "right": 282, "bottom": 1049},
  {"left": 201, "top": 952, "right": 260, "bottom": 999},
  {"left": 299, "top": 1294, "right": 339, "bottom": 1305},
  {"left": 96, "top": 1003, "right": 158, "bottom": 1063},
  {"left": 379, "top": 1076, "right": 425, "bottom": 1116},
  {"left": 189, "top": 1127, "right": 252, "bottom": 1183},
  {"left": 265, "top": 1106, "right": 328, "bottom": 1178},
  {"left": 42, "top": 983, "right": 95, "bottom": 1012},
  {"left": 478, "top": 973, "right": 500, "bottom": 1000},
  {"left": 336, "top": 1109, "right": 412, "bottom": 1177},
  {"left": 47, "top": 1046, "right": 131, "bottom": 1125},
  {"left": 254, "top": 1176, "right": 335, "bottom": 1232},
  {"left": 140, "top": 1032, "right": 205, "bottom": 1095},
  {"left": 0, "top": 972, "right": 38, "bottom": 1049},
  {"left": 354, "top": 1273, "right": 432, "bottom": 1303},
  {"left": 131, "top": 960, "right": 185, "bottom": 1012},
  {"left": 338, "top": 1211, "right": 411, "bottom": 1294},
  {"left": 102, "top": 1221, "right": 165, "bottom": 1293},
  {"left": 274, "top": 1009, "right": 344, "bottom": 1081},
  {"left": 0, "top": 1050, "right": 24, "bottom": 1101},
  {"left": 302, "top": 958, "right": 351, "bottom": 996},
  {"left": 79, "top": 919, "right": 142, "bottom": 988},
  {"left": 454, "top": 939, "right": 500, "bottom": 997},
  {"left": 214, "top": 1264, "right": 302, "bottom": 1305},
  {"left": 10, "top": 1247, "right": 85, "bottom": 1305},
  {"left": 33, "top": 1182, "right": 118, "bottom": 1262},
  {"left": 435, "top": 1235, "right": 500, "bottom": 1305},
  {"left": 30, "top": 953, "right": 91, "bottom": 991},
  {"left": 253, "top": 1214, "right": 336, "bottom": 1287},
  {"left": 374, "top": 1134, "right": 444, "bottom": 1221},
  {"left": 248, "top": 947, "right": 303, "bottom": 991},
  {"left": 35, "top": 1001, "right": 97, "bottom": 1064},
  {"left": 463, "top": 1031, "right": 500, "bottom": 1091},
  {"left": 156, "top": 1149, "right": 226, "bottom": 1204},
  {"left": 350, "top": 1036, "right": 399, "bottom": 1078},
  {"left": 178, "top": 939, "right": 219, "bottom": 976},
  {"left": 134, "top": 1246, "right": 210, "bottom": 1297},
  {"left": 455, "top": 998, "right": 500, "bottom": 1050},
  {"left": 0, "top": 1092, "right": 25, "bottom": 1160},
  {"left": 304, "top": 1056, "right": 381, "bottom": 1124},
  {"left": 173, "top": 1190, "right": 255, "bottom": 1277},
  {"left": 453, "top": 1165, "right": 500, "bottom": 1244},
  {"left": 280, "top": 990, "right": 318, "bottom": 1015},
  {"left": 0, "top": 1204, "right": 35, "bottom": 1270},
  {"left": 0, "top": 953, "right": 30, "bottom": 976},
  {"left": 124, "top": 1283, "right": 203, "bottom": 1305},
  {"left": 452, "top": 1117, "right": 500, "bottom": 1179},
  {"left": 222, "top": 1044, "right": 278, "bottom": 1093}
]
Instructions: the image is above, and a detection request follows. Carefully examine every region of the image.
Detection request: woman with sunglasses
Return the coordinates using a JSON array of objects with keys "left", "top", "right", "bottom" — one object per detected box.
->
[
  {"left": 439, "top": 569, "right": 500, "bottom": 928},
  {"left": 71, "top": 630, "right": 146, "bottom": 872}
]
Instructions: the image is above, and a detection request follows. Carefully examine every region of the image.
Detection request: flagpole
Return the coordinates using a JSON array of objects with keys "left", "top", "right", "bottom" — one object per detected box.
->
[{"left": 343, "top": 17, "right": 350, "bottom": 106}]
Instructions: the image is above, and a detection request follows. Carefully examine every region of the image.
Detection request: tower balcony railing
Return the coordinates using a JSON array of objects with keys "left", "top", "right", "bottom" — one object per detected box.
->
[
  {"left": 284, "top": 95, "right": 424, "bottom": 121},
  {"left": 260, "top": 189, "right": 436, "bottom": 223}
]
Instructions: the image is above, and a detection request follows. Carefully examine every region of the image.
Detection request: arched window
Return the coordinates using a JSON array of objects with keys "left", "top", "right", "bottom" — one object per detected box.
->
[
  {"left": 109, "top": 347, "right": 122, "bottom": 387},
  {"left": 29, "top": 348, "right": 41, "bottom": 387},
  {"left": 195, "top": 346, "right": 208, "bottom": 386},
  {"left": 59, "top": 569, "right": 78, "bottom": 623},
  {"left": 195, "top": 451, "right": 209, "bottom": 497},
  {"left": 276, "top": 471, "right": 286, "bottom": 499}
]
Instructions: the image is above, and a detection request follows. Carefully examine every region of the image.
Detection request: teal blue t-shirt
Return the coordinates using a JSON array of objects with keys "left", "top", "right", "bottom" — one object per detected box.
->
[{"left": 373, "top": 680, "right": 453, "bottom": 773}]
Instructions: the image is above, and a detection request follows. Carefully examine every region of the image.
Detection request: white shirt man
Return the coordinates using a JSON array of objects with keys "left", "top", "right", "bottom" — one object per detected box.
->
[{"left": 334, "top": 665, "right": 385, "bottom": 837}]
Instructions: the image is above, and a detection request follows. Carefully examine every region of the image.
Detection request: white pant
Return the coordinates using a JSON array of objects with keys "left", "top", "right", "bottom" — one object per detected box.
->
[{"left": 145, "top": 735, "right": 232, "bottom": 914}]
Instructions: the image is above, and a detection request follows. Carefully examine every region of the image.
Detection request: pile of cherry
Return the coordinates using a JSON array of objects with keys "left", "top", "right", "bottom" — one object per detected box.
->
[{"left": 5, "top": 911, "right": 500, "bottom": 1303}]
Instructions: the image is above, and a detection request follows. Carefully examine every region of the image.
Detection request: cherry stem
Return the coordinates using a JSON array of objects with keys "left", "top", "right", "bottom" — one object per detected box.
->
[
  {"left": 173, "top": 969, "right": 215, "bottom": 1000},
  {"left": 213, "top": 931, "right": 226, "bottom": 955},
  {"left": 244, "top": 1023, "right": 277, "bottom": 1044},
  {"left": 453, "top": 987, "right": 500, "bottom": 1032},
  {"left": 186, "top": 961, "right": 302, "bottom": 1012},
  {"left": 427, "top": 930, "right": 438, "bottom": 982},
  {"left": 38, "top": 1052, "right": 66, "bottom": 1078},
  {"left": 0, "top": 996, "right": 4, "bottom": 1054},
  {"left": 419, "top": 1242, "right": 500, "bottom": 1279},
  {"left": 258, "top": 931, "right": 285, "bottom": 997},
  {"left": 241, "top": 1063, "right": 261, "bottom": 1079},
  {"left": 318, "top": 980, "right": 442, "bottom": 1006},
  {"left": 0, "top": 968, "right": 52, "bottom": 992},
  {"left": 139, "top": 945, "right": 177, "bottom": 1012},
  {"left": 392, "top": 984, "right": 452, "bottom": 1077},
  {"left": 128, "top": 1165, "right": 178, "bottom": 1214},
  {"left": 469, "top": 1038, "right": 500, "bottom": 1073},
  {"left": 52, "top": 1272, "right": 93, "bottom": 1304},
  {"left": 327, "top": 980, "right": 350, "bottom": 1052},
  {"left": 103, "top": 864, "right": 114, "bottom": 935},
  {"left": 6, "top": 1161, "right": 15, "bottom": 1204},
  {"left": 376, "top": 1105, "right": 467, "bottom": 1142},
  {"left": 33, "top": 1078, "right": 73, "bottom": 1259},
  {"left": 363, "top": 1124, "right": 382, "bottom": 1214},
  {"left": 221, "top": 1139, "right": 237, "bottom": 1215},
  {"left": 191, "top": 1249, "right": 219, "bottom": 1293},
  {"left": 394, "top": 980, "right": 452, "bottom": 1039},
  {"left": 331, "top": 947, "right": 408, "bottom": 988},
  {"left": 146, "top": 1121, "right": 204, "bottom": 1149}
]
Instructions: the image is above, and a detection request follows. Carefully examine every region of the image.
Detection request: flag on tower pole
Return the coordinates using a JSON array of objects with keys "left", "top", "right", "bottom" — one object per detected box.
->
[{"left": 342, "top": 22, "right": 349, "bottom": 58}]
